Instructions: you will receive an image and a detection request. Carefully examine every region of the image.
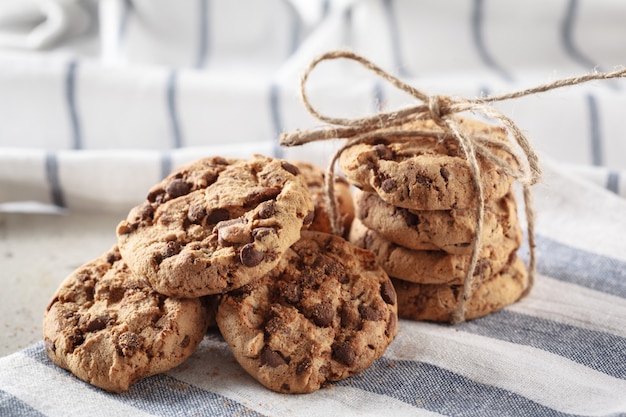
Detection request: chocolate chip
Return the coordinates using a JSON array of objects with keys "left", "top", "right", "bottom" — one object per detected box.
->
[
  {"left": 380, "top": 280, "right": 397, "bottom": 305},
  {"left": 187, "top": 204, "right": 207, "bottom": 225},
  {"left": 303, "top": 210, "right": 315, "bottom": 225},
  {"left": 296, "top": 358, "right": 312, "bottom": 375},
  {"left": 85, "top": 315, "right": 110, "bottom": 332},
  {"left": 137, "top": 202, "right": 155, "bottom": 222},
  {"left": 68, "top": 329, "right": 84, "bottom": 351},
  {"left": 415, "top": 174, "right": 433, "bottom": 187},
  {"left": 240, "top": 243, "right": 265, "bottom": 267},
  {"left": 252, "top": 227, "right": 276, "bottom": 241},
  {"left": 339, "top": 303, "right": 361, "bottom": 330},
  {"left": 398, "top": 208, "right": 420, "bottom": 227},
  {"left": 244, "top": 187, "right": 281, "bottom": 209},
  {"left": 473, "top": 258, "right": 490, "bottom": 277},
  {"left": 257, "top": 200, "right": 276, "bottom": 219},
  {"left": 117, "top": 332, "right": 143, "bottom": 357},
  {"left": 312, "top": 302, "right": 335, "bottom": 327},
  {"left": 108, "top": 287, "right": 125, "bottom": 304},
  {"left": 381, "top": 178, "right": 397, "bottom": 192},
  {"left": 147, "top": 189, "right": 165, "bottom": 204},
  {"left": 205, "top": 208, "right": 230, "bottom": 224},
  {"left": 162, "top": 241, "right": 181, "bottom": 259},
  {"left": 372, "top": 137, "right": 388, "bottom": 146},
  {"left": 260, "top": 346, "right": 287, "bottom": 367},
  {"left": 165, "top": 179, "right": 191, "bottom": 198},
  {"left": 105, "top": 251, "right": 121, "bottom": 264},
  {"left": 358, "top": 304, "right": 381, "bottom": 321},
  {"left": 280, "top": 161, "right": 300, "bottom": 176},
  {"left": 374, "top": 144, "right": 393, "bottom": 160},
  {"left": 440, "top": 166, "right": 450, "bottom": 182},
  {"left": 333, "top": 341, "right": 356, "bottom": 366}
]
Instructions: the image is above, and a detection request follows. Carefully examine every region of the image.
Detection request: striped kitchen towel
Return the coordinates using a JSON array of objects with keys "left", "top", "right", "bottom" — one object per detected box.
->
[
  {"left": 1, "top": 0, "right": 626, "bottom": 415},
  {"left": 1, "top": 159, "right": 625, "bottom": 416},
  {"left": 1, "top": 0, "right": 626, "bottom": 213}
]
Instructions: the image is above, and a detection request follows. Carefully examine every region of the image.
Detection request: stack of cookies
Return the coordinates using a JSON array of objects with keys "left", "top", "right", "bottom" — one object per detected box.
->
[
  {"left": 43, "top": 154, "right": 398, "bottom": 394},
  {"left": 341, "top": 118, "right": 530, "bottom": 322}
]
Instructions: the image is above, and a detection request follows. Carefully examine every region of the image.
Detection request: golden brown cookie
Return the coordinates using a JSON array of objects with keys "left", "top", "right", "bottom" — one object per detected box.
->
[
  {"left": 392, "top": 256, "right": 528, "bottom": 322},
  {"left": 216, "top": 231, "right": 398, "bottom": 394},
  {"left": 117, "top": 154, "right": 314, "bottom": 298},
  {"left": 43, "top": 246, "right": 209, "bottom": 393},
  {"left": 355, "top": 189, "right": 520, "bottom": 254},
  {"left": 293, "top": 160, "right": 354, "bottom": 236},
  {"left": 338, "top": 118, "right": 516, "bottom": 210},
  {"left": 349, "top": 217, "right": 521, "bottom": 285}
]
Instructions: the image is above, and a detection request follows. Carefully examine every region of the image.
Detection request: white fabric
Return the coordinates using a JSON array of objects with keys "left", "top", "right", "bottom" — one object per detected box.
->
[{"left": 1, "top": 1, "right": 626, "bottom": 416}]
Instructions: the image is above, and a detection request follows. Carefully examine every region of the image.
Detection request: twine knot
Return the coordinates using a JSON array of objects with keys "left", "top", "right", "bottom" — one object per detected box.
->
[
  {"left": 427, "top": 95, "right": 450, "bottom": 125},
  {"left": 279, "top": 50, "right": 626, "bottom": 323}
]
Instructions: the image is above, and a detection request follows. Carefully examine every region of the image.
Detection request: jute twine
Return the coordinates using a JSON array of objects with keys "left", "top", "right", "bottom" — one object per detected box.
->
[{"left": 279, "top": 50, "right": 626, "bottom": 324}]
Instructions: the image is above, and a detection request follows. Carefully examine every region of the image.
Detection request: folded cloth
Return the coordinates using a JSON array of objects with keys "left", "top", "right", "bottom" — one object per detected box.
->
[
  {"left": 1, "top": 158, "right": 625, "bottom": 416},
  {"left": 1, "top": 1, "right": 626, "bottom": 415}
]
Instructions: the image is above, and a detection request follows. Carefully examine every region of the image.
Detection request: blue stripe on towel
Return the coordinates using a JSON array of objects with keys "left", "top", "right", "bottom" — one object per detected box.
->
[
  {"left": 337, "top": 357, "right": 577, "bottom": 417},
  {"left": 269, "top": 81, "right": 284, "bottom": 158},
  {"left": 381, "top": 0, "right": 409, "bottom": 78},
  {"left": 65, "top": 60, "right": 82, "bottom": 150},
  {"left": 45, "top": 152, "right": 65, "bottom": 208},
  {"left": 196, "top": 0, "right": 209, "bottom": 69},
  {"left": 23, "top": 343, "right": 266, "bottom": 417},
  {"left": 459, "top": 310, "right": 626, "bottom": 379},
  {"left": 167, "top": 70, "right": 183, "bottom": 148},
  {"left": 534, "top": 235, "right": 626, "bottom": 297},
  {"left": 586, "top": 94, "right": 603, "bottom": 166},
  {"left": 606, "top": 170, "right": 620, "bottom": 194},
  {"left": 118, "top": 0, "right": 133, "bottom": 47},
  {"left": 561, "top": 0, "right": 598, "bottom": 71},
  {"left": 471, "top": 0, "right": 512, "bottom": 82},
  {"left": 120, "top": 374, "right": 266, "bottom": 417},
  {"left": 0, "top": 389, "right": 46, "bottom": 417},
  {"left": 160, "top": 151, "right": 173, "bottom": 180}
]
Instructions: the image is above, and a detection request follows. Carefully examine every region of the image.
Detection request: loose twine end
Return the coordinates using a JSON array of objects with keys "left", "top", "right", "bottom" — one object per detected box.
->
[{"left": 280, "top": 50, "right": 626, "bottom": 324}]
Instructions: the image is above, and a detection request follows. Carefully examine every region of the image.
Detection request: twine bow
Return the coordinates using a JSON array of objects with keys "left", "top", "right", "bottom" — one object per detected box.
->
[{"left": 280, "top": 50, "right": 626, "bottom": 323}]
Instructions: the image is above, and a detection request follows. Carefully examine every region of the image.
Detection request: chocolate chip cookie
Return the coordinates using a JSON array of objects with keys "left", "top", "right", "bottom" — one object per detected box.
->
[
  {"left": 349, "top": 217, "right": 521, "bottom": 285},
  {"left": 392, "top": 256, "right": 528, "bottom": 322},
  {"left": 42, "top": 246, "right": 210, "bottom": 393},
  {"left": 216, "top": 231, "right": 398, "bottom": 394},
  {"left": 338, "top": 118, "right": 516, "bottom": 210},
  {"left": 355, "top": 189, "right": 520, "bottom": 254},
  {"left": 293, "top": 160, "right": 354, "bottom": 236},
  {"left": 117, "top": 154, "right": 314, "bottom": 298}
]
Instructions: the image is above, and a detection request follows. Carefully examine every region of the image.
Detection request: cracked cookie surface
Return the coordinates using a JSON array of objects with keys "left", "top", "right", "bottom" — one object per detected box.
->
[
  {"left": 117, "top": 154, "right": 314, "bottom": 297},
  {"left": 349, "top": 217, "right": 521, "bottom": 285},
  {"left": 338, "top": 118, "right": 516, "bottom": 210},
  {"left": 355, "top": 189, "right": 520, "bottom": 254},
  {"left": 392, "top": 256, "right": 528, "bottom": 322},
  {"left": 216, "top": 231, "right": 398, "bottom": 394},
  {"left": 42, "top": 245, "right": 210, "bottom": 393}
]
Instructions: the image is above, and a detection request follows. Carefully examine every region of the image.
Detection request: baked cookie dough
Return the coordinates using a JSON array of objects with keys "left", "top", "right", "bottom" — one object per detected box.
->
[
  {"left": 216, "top": 231, "right": 398, "bottom": 394},
  {"left": 292, "top": 160, "right": 354, "bottom": 236},
  {"left": 349, "top": 217, "right": 521, "bottom": 285},
  {"left": 355, "top": 189, "right": 520, "bottom": 254},
  {"left": 338, "top": 118, "right": 517, "bottom": 210},
  {"left": 43, "top": 246, "right": 210, "bottom": 393},
  {"left": 392, "top": 256, "right": 529, "bottom": 322},
  {"left": 117, "top": 154, "right": 314, "bottom": 298}
]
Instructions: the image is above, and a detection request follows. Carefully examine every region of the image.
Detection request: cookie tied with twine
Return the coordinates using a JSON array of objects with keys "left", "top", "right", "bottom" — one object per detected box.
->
[{"left": 280, "top": 50, "right": 626, "bottom": 324}]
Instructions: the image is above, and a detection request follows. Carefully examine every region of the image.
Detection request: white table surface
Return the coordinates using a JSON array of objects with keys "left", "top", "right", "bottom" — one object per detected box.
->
[{"left": 0, "top": 210, "right": 126, "bottom": 357}]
